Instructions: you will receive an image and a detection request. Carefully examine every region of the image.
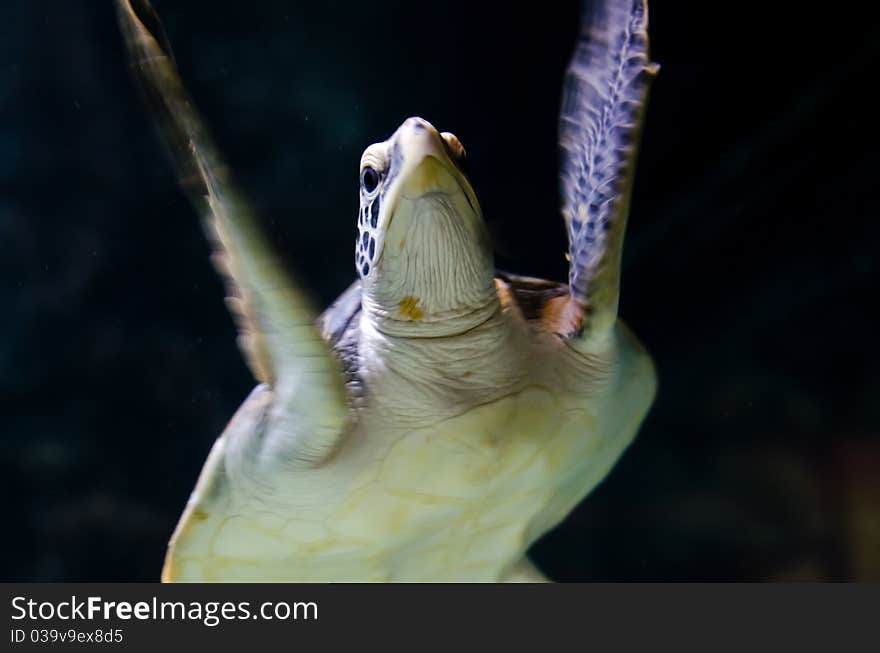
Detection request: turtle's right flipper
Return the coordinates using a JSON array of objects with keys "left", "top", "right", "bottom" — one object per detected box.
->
[
  {"left": 552, "top": 0, "right": 658, "bottom": 346},
  {"left": 116, "top": 0, "right": 349, "bottom": 466}
]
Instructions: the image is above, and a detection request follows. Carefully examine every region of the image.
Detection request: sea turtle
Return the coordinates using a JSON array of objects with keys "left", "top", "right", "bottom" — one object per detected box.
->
[{"left": 117, "top": 0, "right": 658, "bottom": 582}]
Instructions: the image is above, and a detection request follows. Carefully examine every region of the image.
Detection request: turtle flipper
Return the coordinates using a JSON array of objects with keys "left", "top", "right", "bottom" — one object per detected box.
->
[
  {"left": 553, "top": 0, "right": 658, "bottom": 343},
  {"left": 116, "top": 0, "right": 349, "bottom": 465}
]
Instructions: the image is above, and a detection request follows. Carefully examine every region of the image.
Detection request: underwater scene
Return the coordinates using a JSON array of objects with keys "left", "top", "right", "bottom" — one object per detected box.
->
[{"left": 2, "top": 0, "right": 878, "bottom": 581}]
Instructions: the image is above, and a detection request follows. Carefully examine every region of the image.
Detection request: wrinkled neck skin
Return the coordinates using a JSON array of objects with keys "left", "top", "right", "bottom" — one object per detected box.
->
[
  {"left": 359, "top": 194, "right": 525, "bottom": 417},
  {"left": 362, "top": 193, "right": 498, "bottom": 338}
]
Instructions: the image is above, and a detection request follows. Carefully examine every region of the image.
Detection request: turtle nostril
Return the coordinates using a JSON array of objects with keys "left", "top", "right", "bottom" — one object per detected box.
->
[{"left": 405, "top": 117, "right": 428, "bottom": 131}]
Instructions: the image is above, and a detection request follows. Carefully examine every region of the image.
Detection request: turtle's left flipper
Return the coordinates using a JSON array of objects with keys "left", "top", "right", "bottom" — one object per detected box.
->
[
  {"left": 551, "top": 0, "right": 658, "bottom": 347},
  {"left": 116, "top": 0, "right": 349, "bottom": 466}
]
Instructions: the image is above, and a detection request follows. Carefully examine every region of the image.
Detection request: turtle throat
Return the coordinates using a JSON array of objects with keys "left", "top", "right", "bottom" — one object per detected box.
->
[{"left": 361, "top": 192, "right": 498, "bottom": 338}]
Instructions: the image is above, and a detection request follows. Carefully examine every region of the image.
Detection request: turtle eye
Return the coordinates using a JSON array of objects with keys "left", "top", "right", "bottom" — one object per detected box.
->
[{"left": 361, "top": 166, "right": 380, "bottom": 194}]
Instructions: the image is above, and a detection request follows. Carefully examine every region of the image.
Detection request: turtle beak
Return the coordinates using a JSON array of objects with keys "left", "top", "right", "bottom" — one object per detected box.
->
[
  {"left": 395, "top": 118, "right": 478, "bottom": 211},
  {"left": 402, "top": 156, "right": 461, "bottom": 199}
]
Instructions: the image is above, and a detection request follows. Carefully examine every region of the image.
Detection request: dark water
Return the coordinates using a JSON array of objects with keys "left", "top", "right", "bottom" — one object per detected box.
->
[{"left": 2, "top": 0, "right": 878, "bottom": 580}]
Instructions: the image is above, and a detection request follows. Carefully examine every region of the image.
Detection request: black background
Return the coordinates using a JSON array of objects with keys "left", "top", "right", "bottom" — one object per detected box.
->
[{"left": 2, "top": 0, "right": 878, "bottom": 580}]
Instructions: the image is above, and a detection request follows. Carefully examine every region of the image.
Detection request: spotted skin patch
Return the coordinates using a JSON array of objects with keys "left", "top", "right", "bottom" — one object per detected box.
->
[
  {"left": 355, "top": 141, "right": 403, "bottom": 279},
  {"left": 356, "top": 195, "right": 380, "bottom": 278},
  {"left": 398, "top": 296, "right": 423, "bottom": 321}
]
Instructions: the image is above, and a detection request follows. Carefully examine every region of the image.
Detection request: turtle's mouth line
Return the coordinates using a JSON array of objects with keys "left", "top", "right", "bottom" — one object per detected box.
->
[{"left": 400, "top": 156, "right": 476, "bottom": 213}]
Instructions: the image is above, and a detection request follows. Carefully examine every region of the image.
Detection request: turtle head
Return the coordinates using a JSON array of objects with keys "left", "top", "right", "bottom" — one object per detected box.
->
[{"left": 356, "top": 117, "right": 497, "bottom": 337}]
